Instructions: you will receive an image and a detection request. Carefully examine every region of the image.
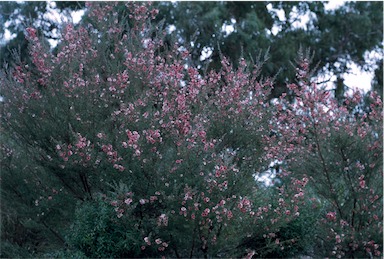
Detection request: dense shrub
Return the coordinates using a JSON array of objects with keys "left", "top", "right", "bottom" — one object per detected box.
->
[{"left": 1, "top": 2, "right": 381, "bottom": 258}]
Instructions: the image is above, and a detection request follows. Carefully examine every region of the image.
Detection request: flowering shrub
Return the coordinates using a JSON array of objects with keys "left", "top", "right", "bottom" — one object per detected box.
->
[
  {"left": 265, "top": 55, "right": 383, "bottom": 257},
  {"left": 1, "top": 2, "right": 382, "bottom": 258}
]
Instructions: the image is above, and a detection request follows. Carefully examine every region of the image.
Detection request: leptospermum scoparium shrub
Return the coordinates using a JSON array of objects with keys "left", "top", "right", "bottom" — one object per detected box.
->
[
  {"left": 1, "top": 2, "right": 382, "bottom": 258},
  {"left": 265, "top": 56, "right": 383, "bottom": 257}
]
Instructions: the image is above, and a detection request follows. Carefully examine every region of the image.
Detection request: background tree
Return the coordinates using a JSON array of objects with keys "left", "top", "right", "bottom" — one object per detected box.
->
[
  {"left": 0, "top": 1, "right": 85, "bottom": 66},
  {"left": 153, "top": 1, "right": 383, "bottom": 99}
]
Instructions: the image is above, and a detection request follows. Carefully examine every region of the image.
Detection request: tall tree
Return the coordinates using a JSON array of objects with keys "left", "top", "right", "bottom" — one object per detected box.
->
[
  {"left": 154, "top": 1, "right": 383, "bottom": 98},
  {"left": 0, "top": 1, "right": 85, "bottom": 66}
]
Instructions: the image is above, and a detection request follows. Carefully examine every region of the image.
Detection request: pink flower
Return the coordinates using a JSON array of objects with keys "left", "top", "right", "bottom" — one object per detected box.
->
[
  {"left": 340, "top": 219, "right": 348, "bottom": 226},
  {"left": 202, "top": 208, "right": 210, "bottom": 217},
  {"left": 176, "top": 159, "right": 183, "bottom": 164},
  {"left": 126, "top": 130, "right": 140, "bottom": 144},
  {"left": 245, "top": 250, "right": 256, "bottom": 259},
  {"left": 26, "top": 27, "right": 37, "bottom": 39},
  {"left": 227, "top": 210, "right": 233, "bottom": 219},
  {"left": 157, "top": 213, "right": 168, "bottom": 226},
  {"left": 359, "top": 175, "right": 366, "bottom": 188},
  {"left": 326, "top": 211, "right": 337, "bottom": 221}
]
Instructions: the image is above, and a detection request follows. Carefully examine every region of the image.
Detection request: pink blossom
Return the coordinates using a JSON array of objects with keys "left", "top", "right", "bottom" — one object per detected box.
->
[
  {"left": 326, "top": 211, "right": 337, "bottom": 221},
  {"left": 227, "top": 210, "right": 233, "bottom": 220},
  {"left": 26, "top": 27, "right": 37, "bottom": 39},
  {"left": 175, "top": 159, "right": 183, "bottom": 164},
  {"left": 157, "top": 213, "right": 168, "bottom": 226},
  {"left": 359, "top": 175, "right": 366, "bottom": 188},
  {"left": 340, "top": 219, "right": 348, "bottom": 226},
  {"left": 202, "top": 208, "right": 210, "bottom": 217}
]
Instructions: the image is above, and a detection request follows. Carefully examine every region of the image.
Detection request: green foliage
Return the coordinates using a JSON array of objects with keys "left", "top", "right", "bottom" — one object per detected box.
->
[
  {"left": 66, "top": 197, "right": 142, "bottom": 258},
  {"left": 0, "top": 240, "right": 34, "bottom": 258},
  {"left": 1, "top": 127, "right": 76, "bottom": 256},
  {"left": 272, "top": 203, "right": 322, "bottom": 257}
]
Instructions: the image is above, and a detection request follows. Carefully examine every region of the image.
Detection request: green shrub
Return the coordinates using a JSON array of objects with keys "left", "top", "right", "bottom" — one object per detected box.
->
[{"left": 66, "top": 197, "right": 142, "bottom": 258}]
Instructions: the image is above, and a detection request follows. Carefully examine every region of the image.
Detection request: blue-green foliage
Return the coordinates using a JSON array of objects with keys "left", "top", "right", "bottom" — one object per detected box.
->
[{"left": 66, "top": 197, "right": 142, "bottom": 258}]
